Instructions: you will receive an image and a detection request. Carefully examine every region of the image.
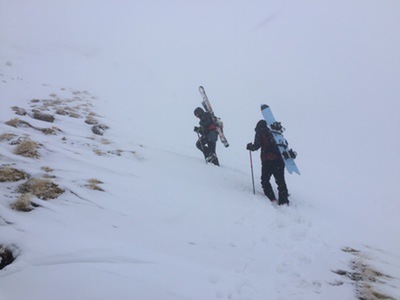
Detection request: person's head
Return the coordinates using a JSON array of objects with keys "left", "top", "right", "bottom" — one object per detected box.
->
[
  {"left": 255, "top": 119, "right": 267, "bottom": 131},
  {"left": 194, "top": 107, "right": 204, "bottom": 118}
]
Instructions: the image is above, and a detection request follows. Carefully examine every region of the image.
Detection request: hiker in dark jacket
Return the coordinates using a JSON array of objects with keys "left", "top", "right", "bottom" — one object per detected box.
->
[
  {"left": 194, "top": 107, "right": 219, "bottom": 166},
  {"left": 246, "top": 120, "right": 289, "bottom": 205}
]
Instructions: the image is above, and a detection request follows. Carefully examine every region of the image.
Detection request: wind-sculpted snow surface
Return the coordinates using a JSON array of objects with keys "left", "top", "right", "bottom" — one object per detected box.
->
[{"left": 0, "top": 85, "right": 398, "bottom": 299}]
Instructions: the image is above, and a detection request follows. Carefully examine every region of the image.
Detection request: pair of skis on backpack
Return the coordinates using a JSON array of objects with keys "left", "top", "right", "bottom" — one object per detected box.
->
[
  {"left": 197, "top": 86, "right": 300, "bottom": 175},
  {"left": 199, "top": 86, "right": 229, "bottom": 148}
]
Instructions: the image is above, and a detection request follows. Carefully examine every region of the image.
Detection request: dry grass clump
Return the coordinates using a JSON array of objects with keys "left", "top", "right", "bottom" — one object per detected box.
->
[
  {"left": 11, "top": 193, "right": 34, "bottom": 212},
  {"left": 13, "top": 138, "right": 40, "bottom": 158},
  {"left": 101, "top": 139, "right": 112, "bottom": 145},
  {"left": 68, "top": 112, "right": 81, "bottom": 118},
  {"left": 93, "top": 149, "right": 106, "bottom": 156},
  {"left": 17, "top": 178, "right": 64, "bottom": 200},
  {"left": 0, "top": 133, "right": 17, "bottom": 142},
  {"left": 86, "top": 178, "right": 104, "bottom": 191},
  {"left": 85, "top": 116, "right": 98, "bottom": 125},
  {"left": 0, "top": 167, "right": 29, "bottom": 182},
  {"left": 41, "top": 166, "right": 54, "bottom": 173},
  {"left": 5, "top": 118, "right": 21, "bottom": 127},
  {"left": 39, "top": 126, "right": 62, "bottom": 135},
  {"left": 5, "top": 118, "right": 32, "bottom": 128}
]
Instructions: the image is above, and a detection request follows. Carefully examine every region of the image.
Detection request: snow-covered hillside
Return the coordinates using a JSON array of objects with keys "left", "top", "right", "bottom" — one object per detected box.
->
[{"left": 1, "top": 1, "right": 399, "bottom": 299}]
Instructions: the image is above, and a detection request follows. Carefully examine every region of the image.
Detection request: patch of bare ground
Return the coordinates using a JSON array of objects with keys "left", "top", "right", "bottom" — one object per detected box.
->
[{"left": 332, "top": 247, "right": 396, "bottom": 300}]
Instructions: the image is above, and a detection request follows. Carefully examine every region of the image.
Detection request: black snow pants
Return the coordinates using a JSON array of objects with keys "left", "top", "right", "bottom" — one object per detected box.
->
[{"left": 261, "top": 159, "right": 289, "bottom": 205}]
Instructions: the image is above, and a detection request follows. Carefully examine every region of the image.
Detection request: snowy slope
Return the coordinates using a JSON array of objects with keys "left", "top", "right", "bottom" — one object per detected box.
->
[{"left": 1, "top": 1, "right": 400, "bottom": 299}]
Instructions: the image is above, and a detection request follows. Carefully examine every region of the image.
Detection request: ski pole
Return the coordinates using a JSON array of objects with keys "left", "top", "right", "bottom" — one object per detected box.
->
[
  {"left": 249, "top": 150, "right": 255, "bottom": 194},
  {"left": 197, "top": 132, "right": 207, "bottom": 164}
]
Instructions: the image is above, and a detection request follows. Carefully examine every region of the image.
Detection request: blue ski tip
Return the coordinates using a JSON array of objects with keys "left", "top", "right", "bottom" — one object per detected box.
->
[{"left": 261, "top": 104, "right": 269, "bottom": 110}]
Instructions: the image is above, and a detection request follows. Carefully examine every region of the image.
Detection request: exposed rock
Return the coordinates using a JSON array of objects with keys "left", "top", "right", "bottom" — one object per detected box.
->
[
  {"left": 0, "top": 245, "right": 14, "bottom": 270},
  {"left": 11, "top": 106, "right": 27, "bottom": 116},
  {"left": 92, "top": 124, "right": 109, "bottom": 136}
]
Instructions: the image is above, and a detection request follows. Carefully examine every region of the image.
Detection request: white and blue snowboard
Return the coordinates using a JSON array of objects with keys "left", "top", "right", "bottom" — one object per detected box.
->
[{"left": 261, "top": 104, "right": 300, "bottom": 175}]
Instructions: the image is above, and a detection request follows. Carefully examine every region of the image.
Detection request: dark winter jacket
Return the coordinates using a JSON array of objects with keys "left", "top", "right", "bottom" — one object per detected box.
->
[
  {"left": 248, "top": 120, "right": 281, "bottom": 162},
  {"left": 198, "top": 111, "right": 218, "bottom": 142}
]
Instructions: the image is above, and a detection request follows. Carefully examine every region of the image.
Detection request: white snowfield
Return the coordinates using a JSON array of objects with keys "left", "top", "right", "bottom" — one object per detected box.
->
[{"left": 0, "top": 1, "right": 399, "bottom": 300}]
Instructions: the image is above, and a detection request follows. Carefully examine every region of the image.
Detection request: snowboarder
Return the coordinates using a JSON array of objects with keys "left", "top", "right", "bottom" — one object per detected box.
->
[
  {"left": 194, "top": 107, "right": 219, "bottom": 166},
  {"left": 246, "top": 120, "right": 289, "bottom": 205}
]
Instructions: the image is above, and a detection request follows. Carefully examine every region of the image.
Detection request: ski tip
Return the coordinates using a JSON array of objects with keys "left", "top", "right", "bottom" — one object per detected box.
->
[
  {"left": 199, "top": 86, "right": 204, "bottom": 90},
  {"left": 261, "top": 104, "right": 269, "bottom": 110}
]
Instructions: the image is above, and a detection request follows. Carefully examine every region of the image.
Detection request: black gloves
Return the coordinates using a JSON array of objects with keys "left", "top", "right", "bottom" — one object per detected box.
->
[
  {"left": 194, "top": 126, "right": 201, "bottom": 133},
  {"left": 246, "top": 143, "right": 253, "bottom": 150}
]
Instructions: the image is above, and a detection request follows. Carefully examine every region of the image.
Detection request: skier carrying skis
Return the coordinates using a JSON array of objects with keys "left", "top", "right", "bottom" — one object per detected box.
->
[
  {"left": 194, "top": 107, "right": 219, "bottom": 166},
  {"left": 246, "top": 120, "right": 289, "bottom": 205}
]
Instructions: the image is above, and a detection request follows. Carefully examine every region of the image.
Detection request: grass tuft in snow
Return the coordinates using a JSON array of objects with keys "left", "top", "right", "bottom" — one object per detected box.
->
[
  {"left": 0, "top": 133, "right": 17, "bottom": 142},
  {"left": 85, "top": 116, "right": 99, "bottom": 125},
  {"left": 13, "top": 138, "right": 40, "bottom": 158},
  {"left": 39, "top": 126, "right": 62, "bottom": 135},
  {"left": 86, "top": 178, "right": 104, "bottom": 192},
  {"left": 11, "top": 193, "right": 34, "bottom": 212},
  {"left": 41, "top": 166, "right": 54, "bottom": 173},
  {"left": 0, "top": 167, "right": 29, "bottom": 182},
  {"left": 5, "top": 117, "right": 22, "bottom": 128},
  {"left": 17, "top": 178, "right": 64, "bottom": 200}
]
